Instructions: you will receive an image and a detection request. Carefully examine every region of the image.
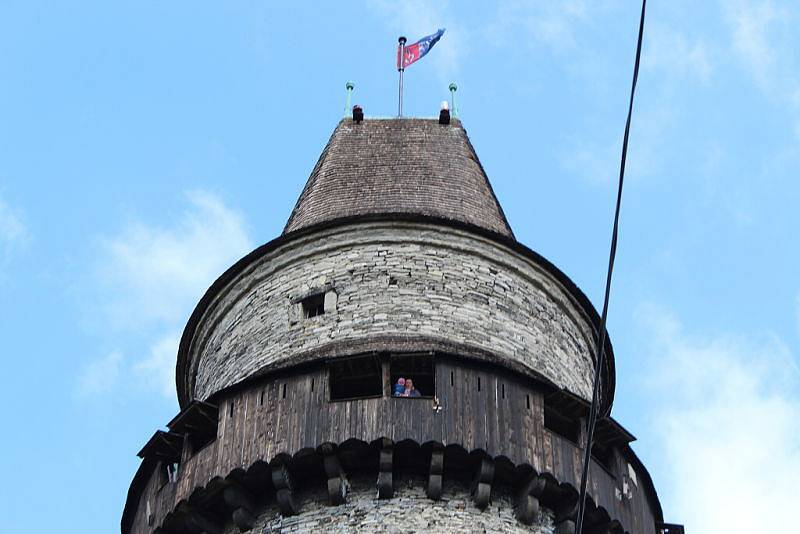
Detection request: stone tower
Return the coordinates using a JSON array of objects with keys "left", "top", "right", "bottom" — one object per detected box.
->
[{"left": 122, "top": 117, "right": 682, "bottom": 533}]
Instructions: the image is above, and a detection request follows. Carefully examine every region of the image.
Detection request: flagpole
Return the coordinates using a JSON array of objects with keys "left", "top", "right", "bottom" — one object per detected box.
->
[{"left": 398, "top": 36, "right": 406, "bottom": 117}]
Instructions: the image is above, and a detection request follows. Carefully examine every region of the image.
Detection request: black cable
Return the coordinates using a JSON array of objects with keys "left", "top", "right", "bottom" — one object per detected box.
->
[{"left": 574, "top": 0, "right": 647, "bottom": 532}]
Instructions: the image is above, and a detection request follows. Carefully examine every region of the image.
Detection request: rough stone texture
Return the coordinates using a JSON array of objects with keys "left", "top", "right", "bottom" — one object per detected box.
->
[
  {"left": 223, "top": 476, "right": 555, "bottom": 534},
  {"left": 188, "top": 221, "right": 596, "bottom": 402},
  {"left": 283, "top": 118, "right": 514, "bottom": 238}
]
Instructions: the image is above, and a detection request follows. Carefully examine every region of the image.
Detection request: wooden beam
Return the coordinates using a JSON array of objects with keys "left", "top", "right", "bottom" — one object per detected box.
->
[
  {"left": 553, "top": 496, "right": 578, "bottom": 534},
  {"left": 271, "top": 461, "right": 298, "bottom": 516},
  {"left": 471, "top": 457, "right": 494, "bottom": 510},
  {"left": 515, "top": 474, "right": 545, "bottom": 524},
  {"left": 231, "top": 508, "right": 255, "bottom": 532},
  {"left": 178, "top": 504, "right": 223, "bottom": 534},
  {"left": 322, "top": 447, "right": 347, "bottom": 505},
  {"left": 223, "top": 482, "right": 257, "bottom": 531},
  {"left": 426, "top": 448, "right": 444, "bottom": 500},
  {"left": 377, "top": 441, "right": 393, "bottom": 499},
  {"left": 585, "top": 522, "right": 617, "bottom": 534}
]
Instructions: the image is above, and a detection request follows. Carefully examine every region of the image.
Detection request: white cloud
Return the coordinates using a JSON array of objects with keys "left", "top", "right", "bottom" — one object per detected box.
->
[
  {"left": 135, "top": 332, "right": 182, "bottom": 398},
  {"left": 0, "top": 194, "right": 29, "bottom": 267},
  {"left": 100, "top": 190, "right": 253, "bottom": 330},
  {"left": 722, "top": 1, "right": 800, "bottom": 126},
  {"left": 487, "top": 0, "right": 589, "bottom": 54},
  {"left": 796, "top": 292, "right": 800, "bottom": 338},
  {"left": 637, "top": 304, "right": 800, "bottom": 532},
  {"left": 86, "top": 190, "right": 254, "bottom": 398},
  {"left": 723, "top": 0, "right": 786, "bottom": 91},
  {"left": 561, "top": 103, "right": 673, "bottom": 185},
  {"left": 644, "top": 24, "right": 712, "bottom": 84},
  {"left": 76, "top": 350, "right": 124, "bottom": 397}
]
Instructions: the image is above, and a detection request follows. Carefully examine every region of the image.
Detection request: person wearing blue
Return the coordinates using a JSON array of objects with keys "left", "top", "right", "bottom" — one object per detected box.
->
[{"left": 393, "top": 377, "right": 406, "bottom": 396}]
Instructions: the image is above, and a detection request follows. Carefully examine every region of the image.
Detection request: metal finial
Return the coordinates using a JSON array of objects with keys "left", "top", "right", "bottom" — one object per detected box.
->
[
  {"left": 449, "top": 83, "right": 459, "bottom": 118},
  {"left": 344, "top": 81, "right": 355, "bottom": 118}
]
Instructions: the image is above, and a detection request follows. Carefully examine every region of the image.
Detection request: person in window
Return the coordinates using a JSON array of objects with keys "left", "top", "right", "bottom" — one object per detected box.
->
[
  {"left": 404, "top": 378, "right": 421, "bottom": 397},
  {"left": 393, "top": 377, "right": 406, "bottom": 397}
]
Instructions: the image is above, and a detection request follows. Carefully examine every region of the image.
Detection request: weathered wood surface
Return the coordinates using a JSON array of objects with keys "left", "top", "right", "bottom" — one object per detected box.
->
[{"left": 129, "top": 358, "right": 656, "bottom": 534}]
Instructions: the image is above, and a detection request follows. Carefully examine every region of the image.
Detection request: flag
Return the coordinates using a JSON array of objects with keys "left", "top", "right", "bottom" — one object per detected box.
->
[{"left": 397, "top": 28, "right": 445, "bottom": 70}]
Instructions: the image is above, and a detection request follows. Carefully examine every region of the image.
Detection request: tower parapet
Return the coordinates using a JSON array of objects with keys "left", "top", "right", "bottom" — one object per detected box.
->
[{"left": 123, "top": 117, "right": 679, "bottom": 534}]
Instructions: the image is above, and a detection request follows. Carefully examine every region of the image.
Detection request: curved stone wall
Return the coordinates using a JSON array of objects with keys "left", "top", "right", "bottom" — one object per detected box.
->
[
  {"left": 186, "top": 221, "right": 599, "bottom": 402},
  {"left": 223, "top": 476, "right": 555, "bottom": 533}
]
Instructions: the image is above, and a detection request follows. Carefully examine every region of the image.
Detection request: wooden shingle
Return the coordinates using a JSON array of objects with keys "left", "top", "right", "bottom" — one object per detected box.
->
[{"left": 284, "top": 118, "right": 514, "bottom": 238}]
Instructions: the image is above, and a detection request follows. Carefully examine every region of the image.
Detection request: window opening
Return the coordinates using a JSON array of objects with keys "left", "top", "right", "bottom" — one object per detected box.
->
[
  {"left": 390, "top": 353, "right": 434, "bottom": 399},
  {"left": 526, "top": 394, "right": 531, "bottom": 410},
  {"left": 168, "top": 401, "right": 218, "bottom": 458},
  {"left": 159, "top": 461, "right": 179, "bottom": 486},
  {"left": 311, "top": 378, "right": 315, "bottom": 392},
  {"left": 229, "top": 402, "right": 234, "bottom": 418},
  {"left": 592, "top": 443, "right": 616, "bottom": 474},
  {"left": 329, "top": 355, "right": 383, "bottom": 401},
  {"left": 282, "top": 383, "right": 287, "bottom": 399},
  {"left": 501, "top": 383, "right": 505, "bottom": 399},
  {"left": 477, "top": 377, "right": 481, "bottom": 392},
  {"left": 259, "top": 390, "right": 265, "bottom": 406},
  {"left": 301, "top": 293, "right": 326, "bottom": 318},
  {"left": 450, "top": 371, "right": 454, "bottom": 387},
  {"left": 544, "top": 404, "right": 581, "bottom": 444},
  {"left": 167, "top": 462, "right": 179, "bottom": 483},
  {"left": 189, "top": 432, "right": 214, "bottom": 455}
]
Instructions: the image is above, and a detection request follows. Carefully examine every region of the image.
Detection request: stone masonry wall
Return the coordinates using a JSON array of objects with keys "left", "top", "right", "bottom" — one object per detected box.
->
[
  {"left": 224, "top": 476, "right": 555, "bottom": 534},
  {"left": 189, "top": 221, "right": 597, "bottom": 402}
]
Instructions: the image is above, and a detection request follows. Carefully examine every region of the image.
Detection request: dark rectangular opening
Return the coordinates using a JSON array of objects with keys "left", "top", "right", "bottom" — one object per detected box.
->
[
  {"left": 544, "top": 405, "right": 581, "bottom": 444},
  {"left": 159, "top": 461, "right": 179, "bottom": 487},
  {"left": 301, "top": 293, "right": 325, "bottom": 318},
  {"left": 390, "top": 353, "right": 434, "bottom": 398},
  {"left": 189, "top": 433, "right": 214, "bottom": 456},
  {"left": 592, "top": 443, "right": 616, "bottom": 475},
  {"left": 166, "top": 402, "right": 218, "bottom": 460},
  {"left": 329, "top": 355, "right": 383, "bottom": 401}
]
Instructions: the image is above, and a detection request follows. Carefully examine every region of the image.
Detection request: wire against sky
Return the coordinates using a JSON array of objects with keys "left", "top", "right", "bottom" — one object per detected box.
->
[{"left": 574, "top": 0, "right": 648, "bottom": 532}]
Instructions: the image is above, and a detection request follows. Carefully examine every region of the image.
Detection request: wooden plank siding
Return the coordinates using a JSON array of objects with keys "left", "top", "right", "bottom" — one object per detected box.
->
[{"left": 130, "top": 357, "right": 656, "bottom": 534}]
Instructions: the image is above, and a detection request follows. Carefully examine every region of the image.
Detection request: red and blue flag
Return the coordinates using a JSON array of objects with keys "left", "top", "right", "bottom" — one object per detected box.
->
[{"left": 397, "top": 28, "right": 445, "bottom": 70}]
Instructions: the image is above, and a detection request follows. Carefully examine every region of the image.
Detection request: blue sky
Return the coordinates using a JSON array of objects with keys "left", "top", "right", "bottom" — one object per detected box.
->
[{"left": 1, "top": 1, "right": 798, "bottom": 532}]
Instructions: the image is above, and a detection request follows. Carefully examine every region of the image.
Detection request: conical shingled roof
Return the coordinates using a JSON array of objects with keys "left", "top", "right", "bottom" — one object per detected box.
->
[{"left": 283, "top": 118, "right": 514, "bottom": 238}]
